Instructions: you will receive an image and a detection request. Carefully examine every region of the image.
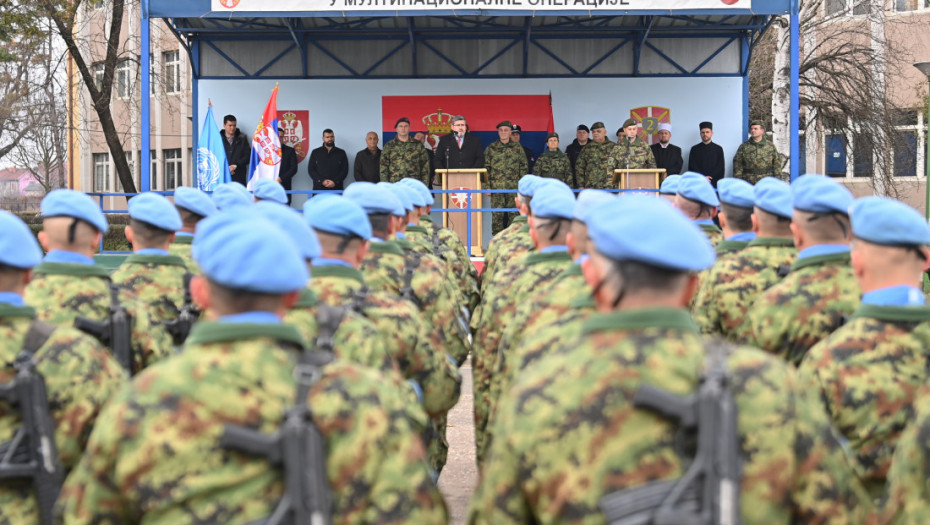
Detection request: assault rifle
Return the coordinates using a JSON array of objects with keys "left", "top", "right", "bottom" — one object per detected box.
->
[
  {"left": 75, "top": 283, "right": 133, "bottom": 373},
  {"left": 600, "top": 343, "right": 741, "bottom": 525},
  {"left": 0, "top": 322, "right": 63, "bottom": 525},
  {"left": 164, "top": 273, "right": 199, "bottom": 346}
]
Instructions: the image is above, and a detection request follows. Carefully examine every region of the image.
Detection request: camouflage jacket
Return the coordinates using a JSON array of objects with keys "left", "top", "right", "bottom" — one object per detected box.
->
[
  {"left": 716, "top": 238, "right": 751, "bottom": 256},
  {"left": 380, "top": 138, "right": 430, "bottom": 184},
  {"left": 57, "top": 321, "right": 448, "bottom": 524},
  {"left": 468, "top": 308, "right": 873, "bottom": 524},
  {"left": 575, "top": 140, "right": 616, "bottom": 189},
  {"left": 692, "top": 237, "right": 796, "bottom": 342},
  {"left": 168, "top": 235, "right": 198, "bottom": 274},
  {"left": 484, "top": 141, "right": 528, "bottom": 190},
  {"left": 24, "top": 261, "right": 174, "bottom": 375},
  {"left": 799, "top": 303, "right": 930, "bottom": 498},
  {"left": 419, "top": 215, "right": 481, "bottom": 311},
  {"left": 884, "top": 383, "right": 930, "bottom": 524},
  {"left": 533, "top": 150, "right": 572, "bottom": 184},
  {"left": 111, "top": 254, "right": 189, "bottom": 324},
  {"left": 746, "top": 251, "right": 860, "bottom": 366},
  {"left": 697, "top": 222, "right": 723, "bottom": 247},
  {"left": 733, "top": 137, "right": 780, "bottom": 183},
  {"left": 480, "top": 217, "right": 527, "bottom": 286},
  {"left": 360, "top": 239, "right": 470, "bottom": 366},
  {"left": 610, "top": 137, "right": 658, "bottom": 174},
  {"left": 479, "top": 224, "right": 535, "bottom": 290},
  {"left": 309, "top": 265, "right": 460, "bottom": 418},
  {"left": 0, "top": 304, "right": 125, "bottom": 523}
]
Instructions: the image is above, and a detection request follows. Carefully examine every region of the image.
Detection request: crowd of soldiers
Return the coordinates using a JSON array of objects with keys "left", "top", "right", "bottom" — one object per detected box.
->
[{"left": 1, "top": 165, "right": 929, "bottom": 524}]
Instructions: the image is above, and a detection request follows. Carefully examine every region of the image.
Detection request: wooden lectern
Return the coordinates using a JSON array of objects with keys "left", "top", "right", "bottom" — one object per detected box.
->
[
  {"left": 613, "top": 168, "right": 667, "bottom": 190},
  {"left": 436, "top": 168, "right": 488, "bottom": 257}
]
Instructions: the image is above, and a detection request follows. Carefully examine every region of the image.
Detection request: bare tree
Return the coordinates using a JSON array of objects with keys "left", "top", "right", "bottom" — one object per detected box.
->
[{"left": 0, "top": 3, "right": 45, "bottom": 162}]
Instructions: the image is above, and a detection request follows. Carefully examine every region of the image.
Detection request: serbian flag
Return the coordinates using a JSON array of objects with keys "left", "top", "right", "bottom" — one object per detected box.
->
[
  {"left": 247, "top": 84, "right": 281, "bottom": 190},
  {"left": 382, "top": 95, "right": 553, "bottom": 154}
]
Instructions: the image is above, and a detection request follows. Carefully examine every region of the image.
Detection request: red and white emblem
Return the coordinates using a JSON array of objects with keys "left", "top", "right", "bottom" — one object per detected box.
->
[
  {"left": 254, "top": 122, "right": 281, "bottom": 166},
  {"left": 630, "top": 106, "right": 671, "bottom": 145},
  {"left": 218, "top": 0, "right": 241, "bottom": 8},
  {"left": 279, "top": 110, "right": 310, "bottom": 163},
  {"left": 450, "top": 187, "right": 471, "bottom": 209}
]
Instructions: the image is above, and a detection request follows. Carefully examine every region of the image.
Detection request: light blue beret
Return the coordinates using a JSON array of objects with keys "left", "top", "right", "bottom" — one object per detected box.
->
[
  {"left": 717, "top": 178, "right": 755, "bottom": 209},
  {"left": 41, "top": 189, "right": 109, "bottom": 233},
  {"left": 677, "top": 172, "right": 719, "bottom": 207},
  {"left": 0, "top": 211, "right": 42, "bottom": 269},
  {"left": 574, "top": 190, "right": 615, "bottom": 222},
  {"left": 212, "top": 182, "right": 252, "bottom": 210},
  {"left": 850, "top": 196, "right": 930, "bottom": 246},
  {"left": 518, "top": 175, "right": 543, "bottom": 197},
  {"left": 345, "top": 182, "right": 403, "bottom": 215},
  {"left": 397, "top": 183, "right": 426, "bottom": 208},
  {"left": 303, "top": 196, "right": 372, "bottom": 240},
  {"left": 753, "top": 177, "right": 793, "bottom": 219},
  {"left": 382, "top": 182, "right": 414, "bottom": 214},
  {"left": 128, "top": 192, "right": 182, "bottom": 232},
  {"left": 587, "top": 194, "right": 715, "bottom": 272},
  {"left": 174, "top": 187, "right": 216, "bottom": 218},
  {"left": 193, "top": 209, "right": 308, "bottom": 293},
  {"left": 659, "top": 174, "right": 681, "bottom": 195},
  {"left": 254, "top": 201, "right": 322, "bottom": 260},
  {"left": 792, "top": 174, "right": 853, "bottom": 214},
  {"left": 252, "top": 178, "right": 288, "bottom": 204},
  {"left": 531, "top": 180, "right": 575, "bottom": 220},
  {"left": 399, "top": 178, "right": 435, "bottom": 207}
]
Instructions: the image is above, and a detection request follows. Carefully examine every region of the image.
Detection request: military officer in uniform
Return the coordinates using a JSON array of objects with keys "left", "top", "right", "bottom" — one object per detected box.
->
[
  {"left": 484, "top": 120, "right": 528, "bottom": 235},
  {"left": 610, "top": 118, "right": 657, "bottom": 178},
  {"left": 170, "top": 187, "right": 216, "bottom": 273},
  {"left": 714, "top": 178, "right": 757, "bottom": 255},
  {"left": 733, "top": 119, "right": 781, "bottom": 183},
  {"left": 574, "top": 122, "right": 615, "bottom": 189},
  {"left": 380, "top": 117, "right": 430, "bottom": 184}
]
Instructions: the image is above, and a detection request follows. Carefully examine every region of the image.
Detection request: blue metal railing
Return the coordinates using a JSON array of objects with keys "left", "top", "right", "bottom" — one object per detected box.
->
[{"left": 85, "top": 187, "right": 658, "bottom": 256}]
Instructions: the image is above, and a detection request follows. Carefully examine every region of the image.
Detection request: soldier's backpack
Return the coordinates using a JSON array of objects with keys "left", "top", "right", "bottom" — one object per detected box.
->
[
  {"left": 0, "top": 320, "right": 64, "bottom": 525},
  {"left": 219, "top": 305, "right": 345, "bottom": 525},
  {"left": 74, "top": 282, "right": 134, "bottom": 373}
]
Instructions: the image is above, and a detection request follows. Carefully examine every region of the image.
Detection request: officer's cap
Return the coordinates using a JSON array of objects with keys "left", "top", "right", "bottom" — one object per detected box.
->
[
  {"left": 850, "top": 196, "right": 930, "bottom": 247},
  {"left": 41, "top": 189, "right": 109, "bottom": 233},
  {"left": 622, "top": 118, "right": 637, "bottom": 129},
  {"left": 0, "top": 211, "right": 42, "bottom": 269},
  {"left": 344, "top": 182, "right": 403, "bottom": 215},
  {"left": 252, "top": 178, "right": 288, "bottom": 204},
  {"left": 518, "top": 174, "right": 542, "bottom": 197},
  {"left": 659, "top": 175, "right": 682, "bottom": 195},
  {"left": 591, "top": 122, "right": 606, "bottom": 131},
  {"left": 792, "top": 174, "right": 853, "bottom": 215},
  {"left": 254, "top": 201, "right": 322, "bottom": 260},
  {"left": 497, "top": 121, "right": 513, "bottom": 130},
  {"left": 753, "top": 177, "right": 793, "bottom": 219},
  {"left": 383, "top": 182, "right": 414, "bottom": 214},
  {"left": 717, "top": 178, "right": 755, "bottom": 209},
  {"left": 128, "top": 192, "right": 182, "bottom": 232},
  {"left": 587, "top": 195, "right": 715, "bottom": 272},
  {"left": 174, "top": 187, "right": 216, "bottom": 218},
  {"left": 546, "top": 132, "right": 559, "bottom": 141},
  {"left": 511, "top": 124, "right": 522, "bottom": 133},
  {"left": 531, "top": 180, "right": 575, "bottom": 220},
  {"left": 193, "top": 209, "right": 308, "bottom": 294},
  {"left": 398, "top": 178, "right": 434, "bottom": 207},
  {"left": 212, "top": 182, "right": 252, "bottom": 210},
  {"left": 303, "top": 196, "right": 372, "bottom": 240},
  {"left": 749, "top": 120, "right": 765, "bottom": 129},
  {"left": 677, "top": 172, "right": 719, "bottom": 207},
  {"left": 577, "top": 124, "right": 589, "bottom": 132},
  {"left": 395, "top": 117, "right": 410, "bottom": 128},
  {"left": 574, "top": 189, "right": 614, "bottom": 223}
]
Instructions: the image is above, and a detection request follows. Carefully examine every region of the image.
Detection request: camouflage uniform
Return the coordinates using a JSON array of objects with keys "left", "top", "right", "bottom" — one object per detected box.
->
[
  {"left": 733, "top": 137, "right": 781, "bottom": 184},
  {"left": 57, "top": 320, "right": 448, "bottom": 524},
  {"left": 479, "top": 223, "right": 535, "bottom": 290},
  {"left": 798, "top": 303, "right": 930, "bottom": 499},
  {"left": 111, "top": 253, "right": 188, "bottom": 323},
  {"left": 697, "top": 222, "right": 723, "bottom": 247},
  {"left": 168, "top": 235, "right": 197, "bottom": 273},
  {"left": 533, "top": 150, "right": 572, "bottom": 185},
  {"left": 419, "top": 214, "right": 481, "bottom": 311},
  {"left": 0, "top": 302, "right": 125, "bottom": 523},
  {"left": 380, "top": 138, "right": 430, "bottom": 184},
  {"left": 610, "top": 137, "right": 657, "bottom": 177},
  {"left": 468, "top": 308, "right": 873, "bottom": 524},
  {"left": 715, "top": 238, "right": 751, "bottom": 256},
  {"left": 692, "top": 237, "right": 796, "bottom": 342},
  {"left": 480, "top": 217, "right": 527, "bottom": 285},
  {"left": 574, "top": 140, "right": 615, "bottom": 189},
  {"left": 884, "top": 384, "right": 930, "bottom": 524},
  {"left": 746, "top": 251, "right": 860, "bottom": 366},
  {"left": 24, "top": 261, "right": 174, "bottom": 374},
  {"left": 484, "top": 141, "right": 528, "bottom": 235}
]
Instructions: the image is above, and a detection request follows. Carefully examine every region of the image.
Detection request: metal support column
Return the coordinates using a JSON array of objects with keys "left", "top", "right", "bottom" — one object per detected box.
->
[
  {"left": 140, "top": 0, "right": 151, "bottom": 192},
  {"left": 191, "top": 41, "right": 200, "bottom": 188},
  {"left": 789, "top": 0, "right": 800, "bottom": 181},
  {"left": 741, "top": 36, "right": 750, "bottom": 134}
]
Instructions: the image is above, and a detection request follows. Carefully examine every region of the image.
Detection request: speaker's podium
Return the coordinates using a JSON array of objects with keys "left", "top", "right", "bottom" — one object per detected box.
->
[
  {"left": 436, "top": 168, "right": 488, "bottom": 257},
  {"left": 612, "top": 168, "right": 666, "bottom": 190}
]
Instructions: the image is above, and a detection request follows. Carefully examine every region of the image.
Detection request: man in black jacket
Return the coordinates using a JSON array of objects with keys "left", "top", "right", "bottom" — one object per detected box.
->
[
  {"left": 221, "top": 114, "right": 251, "bottom": 186},
  {"left": 433, "top": 115, "right": 484, "bottom": 187},
  {"left": 565, "top": 124, "right": 589, "bottom": 188},
  {"left": 688, "top": 121, "right": 725, "bottom": 187},
  {"left": 353, "top": 131, "right": 381, "bottom": 183},
  {"left": 650, "top": 123, "right": 683, "bottom": 176},
  {"left": 277, "top": 127, "right": 298, "bottom": 205},
  {"left": 308, "top": 128, "right": 349, "bottom": 192}
]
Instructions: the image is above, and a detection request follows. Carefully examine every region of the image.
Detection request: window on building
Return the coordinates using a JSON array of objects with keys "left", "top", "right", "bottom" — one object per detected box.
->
[
  {"left": 853, "top": 133, "right": 874, "bottom": 177},
  {"left": 150, "top": 150, "right": 158, "bottom": 187},
  {"left": 164, "top": 50, "right": 181, "bottom": 94},
  {"left": 149, "top": 53, "right": 156, "bottom": 96},
  {"left": 826, "top": 0, "right": 847, "bottom": 16},
  {"left": 894, "top": 131, "right": 918, "bottom": 178},
  {"left": 852, "top": 0, "right": 869, "bottom": 15},
  {"left": 895, "top": 0, "right": 930, "bottom": 11},
  {"left": 93, "top": 153, "right": 110, "bottom": 192},
  {"left": 825, "top": 134, "right": 848, "bottom": 177},
  {"left": 116, "top": 59, "right": 134, "bottom": 99},
  {"left": 164, "top": 149, "right": 182, "bottom": 190},
  {"left": 92, "top": 62, "right": 105, "bottom": 92}
]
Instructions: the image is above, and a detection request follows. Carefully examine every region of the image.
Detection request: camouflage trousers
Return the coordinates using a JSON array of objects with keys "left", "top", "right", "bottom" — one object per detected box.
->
[{"left": 491, "top": 193, "right": 516, "bottom": 235}]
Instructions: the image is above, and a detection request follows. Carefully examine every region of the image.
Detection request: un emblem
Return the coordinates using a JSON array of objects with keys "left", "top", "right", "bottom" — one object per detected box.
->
[{"left": 198, "top": 147, "right": 220, "bottom": 190}]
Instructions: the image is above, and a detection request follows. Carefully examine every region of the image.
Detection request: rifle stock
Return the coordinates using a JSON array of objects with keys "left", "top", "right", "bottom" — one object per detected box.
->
[{"left": 75, "top": 284, "right": 133, "bottom": 373}]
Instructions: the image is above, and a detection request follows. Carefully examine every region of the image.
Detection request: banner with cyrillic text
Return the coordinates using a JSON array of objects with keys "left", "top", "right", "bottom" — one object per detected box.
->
[{"left": 212, "top": 0, "right": 750, "bottom": 13}]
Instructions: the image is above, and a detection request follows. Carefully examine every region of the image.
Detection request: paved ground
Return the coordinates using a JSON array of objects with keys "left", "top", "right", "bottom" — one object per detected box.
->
[{"left": 438, "top": 360, "right": 478, "bottom": 525}]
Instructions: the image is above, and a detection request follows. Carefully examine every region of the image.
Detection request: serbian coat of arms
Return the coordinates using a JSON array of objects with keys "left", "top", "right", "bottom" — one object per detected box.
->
[{"left": 279, "top": 110, "right": 310, "bottom": 163}]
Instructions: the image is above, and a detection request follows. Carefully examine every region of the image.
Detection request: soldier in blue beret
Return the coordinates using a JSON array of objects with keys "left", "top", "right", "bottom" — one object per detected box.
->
[
  {"left": 251, "top": 178, "right": 288, "bottom": 205},
  {"left": 658, "top": 174, "right": 681, "bottom": 202},
  {"left": 675, "top": 172, "right": 722, "bottom": 245},
  {"left": 716, "top": 178, "right": 757, "bottom": 255},
  {"left": 171, "top": 187, "right": 215, "bottom": 273},
  {"left": 746, "top": 174, "right": 858, "bottom": 365},
  {"left": 212, "top": 182, "right": 252, "bottom": 210}
]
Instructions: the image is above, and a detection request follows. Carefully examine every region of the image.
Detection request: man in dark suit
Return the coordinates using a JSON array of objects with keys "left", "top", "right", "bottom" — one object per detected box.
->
[
  {"left": 220, "top": 114, "right": 251, "bottom": 186},
  {"left": 277, "top": 127, "right": 298, "bottom": 205},
  {"left": 650, "top": 123, "right": 683, "bottom": 177},
  {"left": 688, "top": 121, "right": 725, "bottom": 188},
  {"left": 308, "top": 128, "right": 349, "bottom": 191},
  {"left": 434, "top": 115, "right": 484, "bottom": 187}
]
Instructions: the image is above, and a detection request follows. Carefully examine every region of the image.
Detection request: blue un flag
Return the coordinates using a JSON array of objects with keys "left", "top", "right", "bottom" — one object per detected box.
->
[{"left": 197, "top": 105, "right": 231, "bottom": 191}]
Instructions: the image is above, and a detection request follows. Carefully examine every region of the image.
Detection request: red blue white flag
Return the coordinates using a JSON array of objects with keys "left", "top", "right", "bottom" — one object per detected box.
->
[{"left": 247, "top": 84, "right": 281, "bottom": 190}]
